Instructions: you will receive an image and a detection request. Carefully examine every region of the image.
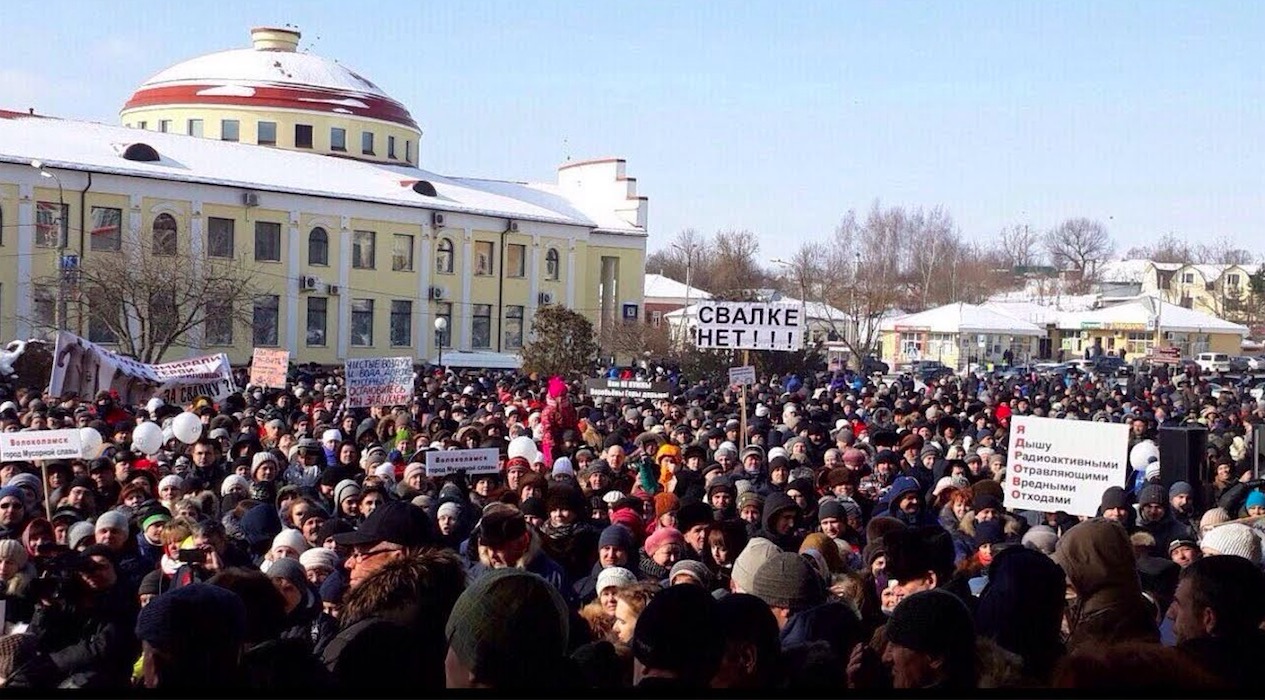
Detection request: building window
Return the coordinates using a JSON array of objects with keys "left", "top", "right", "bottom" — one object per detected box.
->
[
  {"left": 89, "top": 206, "right": 122, "bottom": 252},
  {"left": 392, "top": 234, "right": 414, "bottom": 271},
  {"left": 205, "top": 301, "right": 233, "bottom": 345},
  {"left": 353, "top": 231, "right": 376, "bottom": 269},
  {"left": 331, "top": 127, "right": 346, "bottom": 151},
  {"left": 207, "top": 217, "right": 235, "bottom": 258},
  {"left": 435, "top": 302, "right": 452, "bottom": 348},
  {"left": 221, "top": 119, "right": 240, "bottom": 142},
  {"left": 148, "top": 288, "right": 177, "bottom": 346},
  {"left": 387, "top": 135, "right": 397, "bottom": 160},
  {"left": 159, "top": 119, "right": 171, "bottom": 133},
  {"left": 36, "top": 202, "right": 68, "bottom": 248},
  {"left": 295, "top": 124, "right": 313, "bottom": 149},
  {"left": 390, "top": 300, "right": 412, "bottom": 346},
  {"left": 1227, "top": 273, "right": 1241, "bottom": 288},
  {"left": 504, "top": 305, "right": 524, "bottom": 349},
  {"left": 1181, "top": 272, "right": 1195, "bottom": 284},
  {"left": 651, "top": 310, "right": 662, "bottom": 327},
  {"left": 253, "top": 295, "right": 279, "bottom": 346},
  {"left": 257, "top": 121, "right": 277, "bottom": 146},
  {"left": 506, "top": 244, "right": 526, "bottom": 278},
  {"left": 306, "top": 297, "right": 327, "bottom": 346},
  {"left": 405, "top": 140, "right": 412, "bottom": 164},
  {"left": 351, "top": 299, "right": 374, "bottom": 346},
  {"left": 545, "top": 248, "right": 560, "bottom": 280},
  {"left": 254, "top": 221, "right": 282, "bottom": 262},
  {"left": 472, "top": 304, "right": 492, "bottom": 349},
  {"left": 87, "top": 296, "right": 119, "bottom": 344},
  {"left": 153, "top": 213, "right": 177, "bottom": 256},
  {"left": 474, "top": 241, "right": 494, "bottom": 276},
  {"left": 137, "top": 121, "right": 147, "bottom": 130},
  {"left": 361, "top": 131, "right": 374, "bottom": 155},
  {"left": 187, "top": 119, "right": 203, "bottom": 137},
  {"left": 33, "top": 287, "right": 54, "bottom": 331},
  {"left": 308, "top": 227, "right": 329, "bottom": 266},
  {"left": 436, "top": 238, "right": 454, "bottom": 274}
]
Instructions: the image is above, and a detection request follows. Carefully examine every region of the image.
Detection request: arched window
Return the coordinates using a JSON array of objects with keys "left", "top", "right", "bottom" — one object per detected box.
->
[
  {"left": 152, "top": 213, "right": 177, "bottom": 256},
  {"left": 545, "top": 248, "right": 560, "bottom": 280},
  {"left": 436, "top": 237, "right": 454, "bottom": 274},
  {"left": 309, "top": 227, "right": 329, "bottom": 266}
]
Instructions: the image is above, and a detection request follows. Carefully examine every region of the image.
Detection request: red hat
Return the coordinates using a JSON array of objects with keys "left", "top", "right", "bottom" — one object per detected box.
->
[
  {"left": 609, "top": 507, "right": 644, "bottom": 542},
  {"left": 643, "top": 527, "right": 684, "bottom": 557}
]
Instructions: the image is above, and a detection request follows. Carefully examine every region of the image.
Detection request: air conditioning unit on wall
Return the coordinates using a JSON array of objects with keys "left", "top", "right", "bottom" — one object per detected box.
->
[
  {"left": 432, "top": 212, "right": 446, "bottom": 228},
  {"left": 430, "top": 286, "right": 446, "bottom": 300},
  {"left": 243, "top": 192, "right": 260, "bottom": 207},
  {"left": 538, "top": 291, "right": 554, "bottom": 304},
  {"left": 299, "top": 275, "right": 318, "bottom": 291}
]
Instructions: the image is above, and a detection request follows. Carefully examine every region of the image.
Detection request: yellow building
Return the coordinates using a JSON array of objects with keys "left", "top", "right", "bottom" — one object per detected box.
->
[
  {"left": 0, "top": 27, "right": 648, "bottom": 367},
  {"left": 1139, "top": 261, "right": 1253, "bottom": 319}
]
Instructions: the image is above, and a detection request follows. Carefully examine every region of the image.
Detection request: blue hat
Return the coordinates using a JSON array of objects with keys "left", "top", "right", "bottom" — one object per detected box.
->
[
  {"left": 598, "top": 524, "right": 634, "bottom": 554},
  {"left": 1246, "top": 490, "right": 1265, "bottom": 510}
]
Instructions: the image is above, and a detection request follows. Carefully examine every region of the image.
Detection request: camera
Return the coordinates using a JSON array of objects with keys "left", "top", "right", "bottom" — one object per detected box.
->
[
  {"left": 29, "top": 548, "right": 87, "bottom": 603},
  {"left": 176, "top": 548, "right": 208, "bottom": 565}
]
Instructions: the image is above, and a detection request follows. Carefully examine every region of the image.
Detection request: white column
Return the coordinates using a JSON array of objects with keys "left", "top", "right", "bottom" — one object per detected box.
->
[
  {"left": 285, "top": 210, "right": 300, "bottom": 350},
  {"left": 15, "top": 184, "right": 33, "bottom": 340},
  {"left": 460, "top": 228, "right": 473, "bottom": 350},
  {"left": 336, "top": 216, "right": 351, "bottom": 359},
  {"left": 415, "top": 225, "right": 432, "bottom": 360},
  {"left": 125, "top": 195, "right": 143, "bottom": 342},
  {"left": 565, "top": 242, "right": 577, "bottom": 308},
  {"left": 188, "top": 201, "right": 205, "bottom": 355},
  {"left": 528, "top": 235, "right": 541, "bottom": 323}
]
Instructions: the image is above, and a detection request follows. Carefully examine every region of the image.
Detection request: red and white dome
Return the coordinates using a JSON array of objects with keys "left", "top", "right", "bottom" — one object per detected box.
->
[{"left": 122, "top": 27, "right": 418, "bottom": 130}]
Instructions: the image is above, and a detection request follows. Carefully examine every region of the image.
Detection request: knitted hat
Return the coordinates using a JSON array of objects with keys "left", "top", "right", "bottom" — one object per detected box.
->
[
  {"left": 95, "top": 510, "right": 129, "bottom": 533},
  {"left": 837, "top": 497, "right": 862, "bottom": 521},
  {"left": 737, "top": 491, "right": 764, "bottom": 513},
  {"left": 817, "top": 499, "right": 846, "bottom": 524},
  {"left": 643, "top": 527, "right": 685, "bottom": 557},
  {"left": 68, "top": 521, "right": 95, "bottom": 549},
  {"left": 599, "top": 524, "right": 634, "bottom": 554},
  {"left": 1138, "top": 483, "right": 1167, "bottom": 507},
  {"left": 596, "top": 566, "right": 637, "bottom": 593},
  {"left": 1169, "top": 481, "right": 1193, "bottom": 498},
  {"left": 676, "top": 502, "right": 714, "bottom": 534},
  {"left": 299, "top": 547, "right": 340, "bottom": 572},
  {"left": 1201, "top": 524, "right": 1261, "bottom": 565},
  {"left": 158, "top": 474, "right": 184, "bottom": 492},
  {"left": 334, "top": 479, "right": 362, "bottom": 506},
  {"left": 435, "top": 501, "right": 463, "bottom": 522},
  {"left": 220, "top": 474, "right": 250, "bottom": 497},
  {"left": 842, "top": 448, "right": 867, "bottom": 468},
  {"left": 669, "top": 559, "right": 713, "bottom": 587},
  {"left": 271, "top": 529, "right": 310, "bottom": 555},
  {"left": 265, "top": 556, "right": 309, "bottom": 591},
  {"left": 1247, "top": 491, "right": 1265, "bottom": 510},
  {"left": 138, "top": 569, "right": 163, "bottom": 597},
  {"left": 135, "top": 583, "right": 247, "bottom": 655},
  {"left": 886, "top": 589, "right": 974, "bottom": 656},
  {"left": 654, "top": 492, "right": 680, "bottom": 519},
  {"left": 0, "top": 539, "right": 28, "bottom": 569},
  {"left": 142, "top": 513, "right": 171, "bottom": 531},
  {"left": 1098, "top": 486, "right": 1130, "bottom": 511},
  {"left": 445, "top": 569, "right": 570, "bottom": 686},
  {"left": 1021, "top": 525, "right": 1059, "bottom": 555},
  {"left": 403, "top": 462, "right": 426, "bottom": 484},
  {"left": 319, "top": 570, "right": 348, "bottom": 604},
  {"left": 1200, "top": 508, "right": 1232, "bottom": 531},
  {"left": 749, "top": 552, "right": 825, "bottom": 612},
  {"left": 730, "top": 537, "right": 782, "bottom": 594},
  {"left": 551, "top": 457, "right": 575, "bottom": 479},
  {"left": 974, "top": 519, "right": 1007, "bottom": 548},
  {"left": 630, "top": 583, "right": 723, "bottom": 681}
]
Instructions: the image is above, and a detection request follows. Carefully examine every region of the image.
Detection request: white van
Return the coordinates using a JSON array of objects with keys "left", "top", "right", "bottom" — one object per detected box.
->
[{"left": 1196, "top": 352, "right": 1231, "bottom": 373}]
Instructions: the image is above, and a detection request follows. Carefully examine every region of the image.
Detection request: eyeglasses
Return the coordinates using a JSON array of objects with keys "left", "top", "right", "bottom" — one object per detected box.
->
[{"left": 350, "top": 545, "right": 402, "bottom": 561}]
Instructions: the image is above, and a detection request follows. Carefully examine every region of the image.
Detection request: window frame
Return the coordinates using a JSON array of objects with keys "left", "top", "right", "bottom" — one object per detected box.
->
[
  {"left": 392, "top": 233, "right": 415, "bottom": 272},
  {"left": 504, "top": 305, "right": 524, "bottom": 350},
  {"left": 435, "top": 301, "right": 452, "bottom": 348},
  {"left": 390, "top": 300, "right": 412, "bottom": 347},
  {"left": 474, "top": 241, "right": 495, "bottom": 276},
  {"left": 87, "top": 295, "right": 120, "bottom": 344},
  {"left": 506, "top": 243, "right": 526, "bottom": 278},
  {"left": 187, "top": 118, "right": 203, "bottom": 137},
  {"left": 545, "top": 248, "right": 560, "bottom": 280},
  {"left": 351, "top": 298, "right": 375, "bottom": 347},
  {"left": 472, "top": 303, "right": 492, "bottom": 349},
  {"left": 221, "top": 119, "right": 240, "bottom": 142},
  {"left": 252, "top": 295, "right": 280, "bottom": 347},
  {"left": 331, "top": 127, "right": 347, "bottom": 152},
  {"left": 306, "top": 296, "right": 328, "bottom": 347},
  {"left": 387, "top": 135, "right": 397, "bottom": 160},
  {"left": 352, "top": 230, "right": 376, "bottom": 270},
  {"left": 35, "top": 202, "right": 69, "bottom": 249},
  {"left": 207, "top": 217, "right": 235, "bottom": 258},
  {"left": 205, "top": 300, "right": 234, "bottom": 346},
  {"left": 158, "top": 119, "right": 172, "bottom": 133},
  {"left": 253, "top": 221, "right": 282, "bottom": 262},
  {"left": 436, "top": 237, "right": 454, "bottom": 274},
  {"left": 152, "top": 213, "right": 178, "bottom": 256},
  {"left": 308, "top": 227, "right": 329, "bottom": 267},
  {"left": 361, "top": 131, "right": 375, "bottom": 156},
  {"left": 294, "top": 124, "right": 314, "bottom": 149},
  {"left": 89, "top": 206, "right": 123, "bottom": 252}
]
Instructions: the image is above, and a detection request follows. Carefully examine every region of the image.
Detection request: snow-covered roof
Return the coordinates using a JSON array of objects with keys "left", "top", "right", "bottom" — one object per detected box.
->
[
  {"left": 1056, "top": 296, "right": 1248, "bottom": 335},
  {"left": 1098, "top": 259, "right": 1155, "bottom": 283},
  {"left": 453, "top": 177, "right": 643, "bottom": 234},
  {"left": 139, "top": 48, "right": 390, "bottom": 99},
  {"left": 0, "top": 113, "right": 642, "bottom": 231},
  {"left": 981, "top": 301, "right": 1062, "bottom": 326},
  {"left": 437, "top": 350, "right": 521, "bottom": 370},
  {"left": 880, "top": 303, "right": 1045, "bottom": 336},
  {"left": 643, "top": 274, "right": 712, "bottom": 301}
]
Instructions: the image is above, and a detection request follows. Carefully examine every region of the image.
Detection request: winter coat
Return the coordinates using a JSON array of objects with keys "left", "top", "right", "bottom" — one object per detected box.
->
[
  {"left": 755, "top": 492, "right": 804, "bottom": 552},
  {"left": 1135, "top": 507, "right": 1196, "bottom": 557},
  {"left": 467, "top": 529, "right": 571, "bottom": 604},
  {"left": 26, "top": 582, "right": 139, "bottom": 688},
  {"left": 540, "top": 520, "right": 600, "bottom": 583},
  {"left": 1055, "top": 519, "right": 1159, "bottom": 652},
  {"left": 1178, "top": 629, "right": 1265, "bottom": 688},
  {"left": 280, "top": 587, "right": 338, "bottom": 656},
  {"left": 975, "top": 547, "right": 1067, "bottom": 683},
  {"left": 882, "top": 476, "right": 937, "bottom": 529}
]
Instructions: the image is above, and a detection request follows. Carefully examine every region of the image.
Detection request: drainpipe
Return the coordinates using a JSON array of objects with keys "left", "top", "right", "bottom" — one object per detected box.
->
[
  {"left": 76, "top": 171, "right": 93, "bottom": 335},
  {"left": 496, "top": 223, "right": 509, "bottom": 353}
]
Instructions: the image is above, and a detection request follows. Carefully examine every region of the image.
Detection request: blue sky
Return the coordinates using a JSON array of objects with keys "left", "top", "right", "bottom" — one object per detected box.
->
[{"left": 3, "top": 1, "right": 1262, "bottom": 256}]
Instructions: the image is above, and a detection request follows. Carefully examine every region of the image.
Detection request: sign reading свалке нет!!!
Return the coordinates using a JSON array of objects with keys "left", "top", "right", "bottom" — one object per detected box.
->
[
  {"left": 693, "top": 302, "right": 803, "bottom": 351},
  {"left": 1003, "top": 415, "right": 1128, "bottom": 517}
]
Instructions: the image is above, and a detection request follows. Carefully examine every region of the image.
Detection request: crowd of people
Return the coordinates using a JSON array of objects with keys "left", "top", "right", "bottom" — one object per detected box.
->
[{"left": 0, "top": 356, "right": 1260, "bottom": 689}]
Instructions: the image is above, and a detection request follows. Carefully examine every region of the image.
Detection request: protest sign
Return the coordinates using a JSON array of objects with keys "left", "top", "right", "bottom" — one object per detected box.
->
[
  {"left": 1004, "top": 414, "right": 1129, "bottom": 517},
  {"left": 345, "top": 356, "right": 414, "bottom": 408},
  {"left": 584, "top": 378, "right": 671, "bottom": 401},
  {"left": 47, "top": 331, "right": 235, "bottom": 406},
  {"left": 249, "top": 348, "right": 290, "bottom": 389},
  {"left": 425, "top": 448, "right": 501, "bottom": 477},
  {"left": 729, "top": 365, "right": 756, "bottom": 386},
  {"left": 693, "top": 302, "right": 803, "bottom": 351},
  {"left": 0, "top": 429, "right": 84, "bottom": 461}
]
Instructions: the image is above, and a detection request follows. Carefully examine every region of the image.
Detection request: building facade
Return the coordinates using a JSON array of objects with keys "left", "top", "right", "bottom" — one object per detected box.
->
[{"left": 0, "top": 27, "right": 647, "bottom": 367}]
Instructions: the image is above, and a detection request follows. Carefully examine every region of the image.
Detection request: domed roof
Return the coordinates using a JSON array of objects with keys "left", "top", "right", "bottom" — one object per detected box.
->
[{"left": 122, "top": 27, "right": 418, "bottom": 130}]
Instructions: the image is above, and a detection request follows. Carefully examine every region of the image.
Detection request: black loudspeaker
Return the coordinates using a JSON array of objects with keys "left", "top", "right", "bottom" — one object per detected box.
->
[{"left": 1158, "top": 424, "right": 1207, "bottom": 494}]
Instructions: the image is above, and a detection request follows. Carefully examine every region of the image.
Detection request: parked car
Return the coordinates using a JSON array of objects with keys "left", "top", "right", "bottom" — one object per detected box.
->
[
  {"left": 1228, "top": 356, "right": 1252, "bottom": 374},
  {"left": 1091, "top": 355, "right": 1133, "bottom": 377},
  {"left": 1196, "top": 352, "right": 1232, "bottom": 374},
  {"left": 861, "top": 355, "right": 889, "bottom": 376},
  {"left": 906, "top": 360, "right": 955, "bottom": 382}
]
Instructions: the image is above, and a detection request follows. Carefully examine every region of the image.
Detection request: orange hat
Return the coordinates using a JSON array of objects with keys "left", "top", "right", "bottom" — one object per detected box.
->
[
  {"left": 655, "top": 444, "right": 682, "bottom": 463},
  {"left": 654, "top": 492, "right": 680, "bottom": 519}
]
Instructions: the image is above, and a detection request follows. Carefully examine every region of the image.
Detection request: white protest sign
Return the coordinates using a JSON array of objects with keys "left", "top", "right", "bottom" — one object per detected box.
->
[
  {"left": 345, "top": 357, "right": 414, "bottom": 408},
  {"left": 425, "top": 448, "right": 501, "bottom": 477},
  {"left": 48, "top": 331, "right": 235, "bottom": 405},
  {"left": 1004, "top": 415, "right": 1129, "bottom": 517},
  {"left": 693, "top": 302, "right": 803, "bottom": 351},
  {"left": 0, "top": 429, "right": 85, "bottom": 461},
  {"left": 729, "top": 365, "right": 756, "bottom": 386}
]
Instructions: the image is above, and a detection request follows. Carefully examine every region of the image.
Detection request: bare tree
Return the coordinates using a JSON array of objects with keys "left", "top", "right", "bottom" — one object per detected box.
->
[
  {"left": 645, "top": 228, "right": 709, "bottom": 287},
  {"left": 711, "top": 229, "right": 767, "bottom": 295},
  {"left": 1044, "top": 218, "right": 1114, "bottom": 288},
  {"left": 1123, "top": 232, "right": 1193, "bottom": 263},
  {"left": 996, "top": 224, "right": 1044, "bottom": 269},
  {"left": 1195, "top": 235, "right": 1255, "bottom": 266}
]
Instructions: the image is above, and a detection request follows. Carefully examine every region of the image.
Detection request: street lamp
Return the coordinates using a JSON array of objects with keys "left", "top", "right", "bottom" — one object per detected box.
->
[
  {"left": 30, "top": 160, "right": 66, "bottom": 332},
  {"left": 434, "top": 316, "right": 448, "bottom": 375},
  {"left": 770, "top": 258, "right": 807, "bottom": 327},
  {"left": 670, "top": 242, "right": 696, "bottom": 350}
]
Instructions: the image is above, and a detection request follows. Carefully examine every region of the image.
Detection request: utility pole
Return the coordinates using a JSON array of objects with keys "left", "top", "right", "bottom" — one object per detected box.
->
[
  {"left": 671, "top": 242, "right": 696, "bottom": 351},
  {"left": 31, "top": 160, "right": 66, "bottom": 333}
]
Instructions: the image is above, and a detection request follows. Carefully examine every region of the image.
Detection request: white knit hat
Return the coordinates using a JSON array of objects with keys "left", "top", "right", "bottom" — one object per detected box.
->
[
  {"left": 596, "top": 566, "right": 637, "bottom": 593},
  {"left": 271, "top": 529, "right": 310, "bottom": 556},
  {"left": 220, "top": 474, "right": 250, "bottom": 497},
  {"left": 158, "top": 475, "right": 184, "bottom": 492},
  {"left": 551, "top": 457, "right": 575, "bottom": 478},
  {"left": 1200, "top": 523, "right": 1261, "bottom": 565},
  {"left": 299, "top": 547, "right": 339, "bottom": 572}
]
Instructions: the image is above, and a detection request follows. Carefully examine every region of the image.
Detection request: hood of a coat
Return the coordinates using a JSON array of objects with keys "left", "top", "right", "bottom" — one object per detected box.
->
[{"left": 1053, "top": 519, "right": 1141, "bottom": 601}]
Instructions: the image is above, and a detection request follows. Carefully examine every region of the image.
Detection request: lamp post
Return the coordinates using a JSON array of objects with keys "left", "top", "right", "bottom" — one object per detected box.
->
[
  {"left": 434, "top": 316, "right": 448, "bottom": 375},
  {"left": 670, "top": 242, "right": 696, "bottom": 350},
  {"left": 30, "top": 160, "right": 66, "bottom": 332},
  {"left": 771, "top": 258, "right": 807, "bottom": 341}
]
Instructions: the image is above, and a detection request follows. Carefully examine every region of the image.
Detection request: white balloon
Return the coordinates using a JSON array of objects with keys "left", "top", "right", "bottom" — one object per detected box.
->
[
  {"left": 79, "top": 427, "right": 103, "bottom": 459},
  {"left": 172, "top": 411, "right": 204, "bottom": 445},
  {"left": 1129, "top": 440, "right": 1159, "bottom": 470},
  {"left": 507, "top": 435, "right": 539, "bottom": 463},
  {"left": 132, "top": 421, "right": 164, "bottom": 455}
]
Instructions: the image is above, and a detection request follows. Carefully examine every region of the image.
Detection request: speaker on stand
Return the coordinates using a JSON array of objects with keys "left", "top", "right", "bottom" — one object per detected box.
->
[{"left": 1158, "top": 424, "right": 1207, "bottom": 513}]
